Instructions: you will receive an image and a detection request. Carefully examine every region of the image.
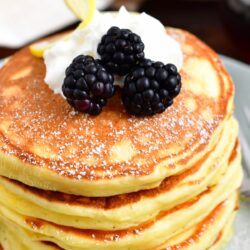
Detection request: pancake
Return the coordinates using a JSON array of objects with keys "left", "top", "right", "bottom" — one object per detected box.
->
[
  {"left": 0, "top": 118, "right": 238, "bottom": 230},
  {"left": 0, "top": 192, "right": 239, "bottom": 250},
  {"left": 0, "top": 197, "right": 237, "bottom": 250},
  {"left": 0, "top": 144, "right": 243, "bottom": 249},
  {"left": 156, "top": 195, "right": 238, "bottom": 250},
  {"left": 208, "top": 213, "right": 235, "bottom": 250},
  {"left": 0, "top": 188, "right": 241, "bottom": 250},
  {"left": 0, "top": 28, "right": 234, "bottom": 197},
  {"left": 0, "top": 22, "right": 242, "bottom": 250}
]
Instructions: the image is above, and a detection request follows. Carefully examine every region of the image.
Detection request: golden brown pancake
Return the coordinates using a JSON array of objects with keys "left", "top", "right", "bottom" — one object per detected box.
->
[
  {"left": 0, "top": 122, "right": 238, "bottom": 231},
  {"left": 0, "top": 141, "right": 242, "bottom": 249},
  {"left": 156, "top": 195, "right": 238, "bottom": 250},
  {"left": 0, "top": 28, "right": 235, "bottom": 197},
  {"left": 0, "top": 23, "right": 242, "bottom": 250}
]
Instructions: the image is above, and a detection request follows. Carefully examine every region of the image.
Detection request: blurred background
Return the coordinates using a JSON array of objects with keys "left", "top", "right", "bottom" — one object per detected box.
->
[{"left": 0, "top": 0, "right": 250, "bottom": 63}]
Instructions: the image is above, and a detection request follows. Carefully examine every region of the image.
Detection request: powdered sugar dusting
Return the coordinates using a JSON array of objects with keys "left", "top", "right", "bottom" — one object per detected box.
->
[{"left": 0, "top": 29, "right": 231, "bottom": 181}]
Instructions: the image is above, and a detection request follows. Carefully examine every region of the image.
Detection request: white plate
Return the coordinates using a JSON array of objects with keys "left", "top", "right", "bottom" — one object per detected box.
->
[{"left": 0, "top": 56, "right": 249, "bottom": 249}]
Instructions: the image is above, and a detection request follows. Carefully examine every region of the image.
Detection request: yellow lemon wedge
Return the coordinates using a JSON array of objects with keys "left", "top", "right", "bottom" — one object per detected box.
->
[
  {"left": 64, "top": 0, "right": 96, "bottom": 29},
  {"left": 30, "top": 0, "right": 96, "bottom": 58},
  {"left": 30, "top": 34, "right": 69, "bottom": 58},
  {"left": 29, "top": 41, "right": 54, "bottom": 58}
]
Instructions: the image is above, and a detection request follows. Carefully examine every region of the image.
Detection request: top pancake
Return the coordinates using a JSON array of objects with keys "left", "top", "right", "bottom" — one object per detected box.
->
[{"left": 0, "top": 28, "right": 234, "bottom": 196}]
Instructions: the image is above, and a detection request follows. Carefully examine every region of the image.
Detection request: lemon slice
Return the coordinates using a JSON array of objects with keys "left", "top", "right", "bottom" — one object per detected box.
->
[
  {"left": 30, "top": 33, "right": 69, "bottom": 58},
  {"left": 29, "top": 41, "right": 55, "bottom": 58},
  {"left": 30, "top": 0, "right": 96, "bottom": 58},
  {"left": 64, "top": 0, "right": 96, "bottom": 29}
]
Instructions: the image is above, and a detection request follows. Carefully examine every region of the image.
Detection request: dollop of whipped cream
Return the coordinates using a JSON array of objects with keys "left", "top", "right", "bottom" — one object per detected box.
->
[{"left": 44, "top": 6, "right": 183, "bottom": 96}]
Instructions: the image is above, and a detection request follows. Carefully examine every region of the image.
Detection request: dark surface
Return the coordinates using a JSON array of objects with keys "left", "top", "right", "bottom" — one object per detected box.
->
[
  {"left": 0, "top": 0, "right": 249, "bottom": 64},
  {"left": 139, "top": 0, "right": 250, "bottom": 64}
]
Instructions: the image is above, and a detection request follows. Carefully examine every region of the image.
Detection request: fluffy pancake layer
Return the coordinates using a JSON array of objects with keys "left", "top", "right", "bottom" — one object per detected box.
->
[
  {"left": 0, "top": 28, "right": 234, "bottom": 197},
  {"left": 0, "top": 118, "right": 238, "bottom": 230},
  {"left": 0, "top": 198, "right": 237, "bottom": 250},
  {"left": 0, "top": 142, "right": 243, "bottom": 249}
]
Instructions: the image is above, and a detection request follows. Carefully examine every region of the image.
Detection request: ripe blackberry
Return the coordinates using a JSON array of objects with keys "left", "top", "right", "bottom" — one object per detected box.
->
[
  {"left": 122, "top": 59, "right": 182, "bottom": 116},
  {"left": 97, "top": 26, "right": 145, "bottom": 76},
  {"left": 62, "top": 55, "right": 115, "bottom": 115}
]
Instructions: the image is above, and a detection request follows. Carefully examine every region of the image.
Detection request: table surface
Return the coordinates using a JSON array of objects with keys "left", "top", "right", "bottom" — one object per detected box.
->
[{"left": 0, "top": 0, "right": 249, "bottom": 64}]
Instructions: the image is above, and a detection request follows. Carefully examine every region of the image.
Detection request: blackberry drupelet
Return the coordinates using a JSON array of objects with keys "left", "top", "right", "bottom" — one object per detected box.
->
[
  {"left": 122, "top": 59, "right": 182, "bottom": 116},
  {"left": 97, "top": 26, "right": 145, "bottom": 76},
  {"left": 62, "top": 55, "right": 115, "bottom": 115}
]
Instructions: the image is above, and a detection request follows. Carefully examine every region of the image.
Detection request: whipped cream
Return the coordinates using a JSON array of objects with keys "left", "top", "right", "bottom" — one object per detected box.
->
[{"left": 44, "top": 7, "right": 183, "bottom": 96}]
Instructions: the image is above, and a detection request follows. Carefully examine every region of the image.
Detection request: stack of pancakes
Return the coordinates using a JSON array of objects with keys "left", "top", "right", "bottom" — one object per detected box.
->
[{"left": 0, "top": 28, "right": 242, "bottom": 250}]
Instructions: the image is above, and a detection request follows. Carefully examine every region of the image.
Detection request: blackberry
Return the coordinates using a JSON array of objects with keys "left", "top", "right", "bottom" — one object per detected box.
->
[
  {"left": 97, "top": 26, "right": 145, "bottom": 76},
  {"left": 62, "top": 55, "right": 115, "bottom": 115},
  {"left": 122, "top": 59, "right": 182, "bottom": 116}
]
